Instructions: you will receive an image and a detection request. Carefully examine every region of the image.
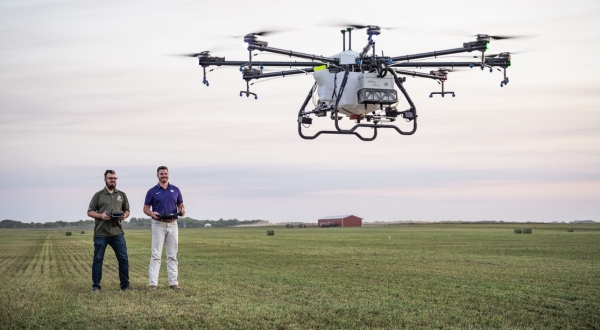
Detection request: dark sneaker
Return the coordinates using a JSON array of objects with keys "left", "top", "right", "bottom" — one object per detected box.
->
[
  {"left": 170, "top": 284, "right": 181, "bottom": 290},
  {"left": 121, "top": 285, "right": 136, "bottom": 292},
  {"left": 148, "top": 285, "right": 157, "bottom": 291},
  {"left": 90, "top": 287, "right": 100, "bottom": 293}
]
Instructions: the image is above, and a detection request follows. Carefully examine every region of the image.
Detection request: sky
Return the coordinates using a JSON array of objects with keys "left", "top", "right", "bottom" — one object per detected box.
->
[{"left": 1, "top": 0, "right": 599, "bottom": 223}]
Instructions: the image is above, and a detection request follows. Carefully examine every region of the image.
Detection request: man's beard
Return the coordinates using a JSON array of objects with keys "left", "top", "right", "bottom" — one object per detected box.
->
[{"left": 106, "top": 183, "right": 116, "bottom": 189}]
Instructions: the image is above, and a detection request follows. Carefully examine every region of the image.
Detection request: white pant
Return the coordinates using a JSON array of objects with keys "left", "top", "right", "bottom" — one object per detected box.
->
[{"left": 149, "top": 220, "right": 178, "bottom": 286}]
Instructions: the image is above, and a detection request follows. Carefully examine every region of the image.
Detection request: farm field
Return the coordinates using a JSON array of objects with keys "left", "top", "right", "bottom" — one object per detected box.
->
[{"left": 0, "top": 224, "right": 599, "bottom": 329}]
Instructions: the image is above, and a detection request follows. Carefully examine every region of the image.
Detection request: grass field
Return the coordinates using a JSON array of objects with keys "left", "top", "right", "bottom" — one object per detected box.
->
[{"left": 1, "top": 224, "right": 599, "bottom": 329}]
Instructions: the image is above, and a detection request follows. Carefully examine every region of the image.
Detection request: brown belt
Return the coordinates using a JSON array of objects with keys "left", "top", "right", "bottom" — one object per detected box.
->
[{"left": 154, "top": 218, "right": 176, "bottom": 223}]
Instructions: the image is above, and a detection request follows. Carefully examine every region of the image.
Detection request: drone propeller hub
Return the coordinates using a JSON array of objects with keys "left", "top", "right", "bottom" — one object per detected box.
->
[
  {"left": 497, "top": 52, "right": 511, "bottom": 60},
  {"left": 244, "top": 34, "right": 259, "bottom": 43},
  {"left": 476, "top": 34, "right": 491, "bottom": 42},
  {"left": 366, "top": 26, "right": 381, "bottom": 36}
]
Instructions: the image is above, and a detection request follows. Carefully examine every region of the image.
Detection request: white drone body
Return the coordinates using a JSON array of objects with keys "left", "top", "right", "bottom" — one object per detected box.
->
[{"left": 313, "top": 51, "right": 400, "bottom": 118}]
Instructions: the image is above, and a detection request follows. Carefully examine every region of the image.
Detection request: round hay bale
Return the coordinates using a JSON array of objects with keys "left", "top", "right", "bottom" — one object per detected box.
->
[
  {"left": 266, "top": 230, "right": 274, "bottom": 236},
  {"left": 81, "top": 231, "right": 85, "bottom": 234},
  {"left": 514, "top": 229, "right": 523, "bottom": 234},
  {"left": 523, "top": 228, "right": 532, "bottom": 234},
  {"left": 567, "top": 229, "right": 574, "bottom": 232},
  {"left": 65, "top": 232, "right": 72, "bottom": 236}
]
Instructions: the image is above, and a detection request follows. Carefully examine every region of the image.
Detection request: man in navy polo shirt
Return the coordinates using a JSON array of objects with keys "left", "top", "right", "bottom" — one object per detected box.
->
[{"left": 143, "top": 166, "right": 186, "bottom": 291}]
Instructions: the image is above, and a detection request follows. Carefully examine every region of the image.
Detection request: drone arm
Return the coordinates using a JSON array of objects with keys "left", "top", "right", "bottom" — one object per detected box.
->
[
  {"left": 248, "top": 45, "right": 339, "bottom": 65},
  {"left": 198, "top": 59, "right": 327, "bottom": 68},
  {"left": 359, "top": 42, "right": 372, "bottom": 58},
  {"left": 394, "top": 69, "right": 443, "bottom": 80},
  {"left": 392, "top": 56, "right": 510, "bottom": 69},
  {"left": 390, "top": 45, "right": 486, "bottom": 63},
  {"left": 244, "top": 68, "right": 315, "bottom": 81},
  {"left": 391, "top": 61, "right": 478, "bottom": 68}
]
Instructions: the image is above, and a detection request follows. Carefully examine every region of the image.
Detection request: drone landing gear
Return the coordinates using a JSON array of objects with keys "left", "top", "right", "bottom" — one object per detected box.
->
[
  {"left": 240, "top": 81, "right": 257, "bottom": 99},
  {"left": 297, "top": 68, "right": 417, "bottom": 142},
  {"left": 202, "top": 67, "right": 209, "bottom": 86},
  {"left": 430, "top": 80, "right": 455, "bottom": 98},
  {"left": 240, "top": 90, "right": 257, "bottom": 99},
  {"left": 500, "top": 67, "right": 509, "bottom": 87}
]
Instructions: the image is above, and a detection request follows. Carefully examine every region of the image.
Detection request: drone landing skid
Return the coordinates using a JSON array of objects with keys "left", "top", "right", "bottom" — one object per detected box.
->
[
  {"left": 240, "top": 90, "right": 257, "bottom": 99},
  {"left": 298, "top": 69, "right": 417, "bottom": 142},
  {"left": 429, "top": 79, "right": 455, "bottom": 98},
  {"left": 430, "top": 91, "right": 455, "bottom": 98}
]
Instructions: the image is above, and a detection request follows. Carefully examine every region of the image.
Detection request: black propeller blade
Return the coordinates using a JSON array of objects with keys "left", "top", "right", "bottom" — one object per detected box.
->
[
  {"left": 228, "top": 27, "right": 290, "bottom": 38},
  {"left": 172, "top": 43, "right": 241, "bottom": 57},
  {"left": 429, "top": 29, "right": 537, "bottom": 40},
  {"left": 178, "top": 51, "right": 211, "bottom": 58},
  {"left": 315, "top": 19, "right": 400, "bottom": 30},
  {"left": 479, "top": 34, "right": 535, "bottom": 40}
]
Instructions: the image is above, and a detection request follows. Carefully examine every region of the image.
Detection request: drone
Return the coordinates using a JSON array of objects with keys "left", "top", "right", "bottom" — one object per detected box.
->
[{"left": 186, "top": 26, "right": 514, "bottom": 141}]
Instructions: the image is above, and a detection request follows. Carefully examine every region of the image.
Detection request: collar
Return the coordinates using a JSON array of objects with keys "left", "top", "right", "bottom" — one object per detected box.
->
[
  {"left": 156, "top": 183, "right": 171, "bottom": 190},
  {"left": 103, "top": 187, "right": 119, "bottom": 195}
]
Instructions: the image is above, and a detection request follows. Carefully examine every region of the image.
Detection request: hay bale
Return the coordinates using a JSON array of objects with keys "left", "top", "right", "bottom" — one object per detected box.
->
[
  {"left": 65, "top": 232, "right": 72, "bottom": 236},
  {"left": 523, "top": 228, "right": 532, "bottom": 234},
  {"left": 81, "top": 231, "right": 85, "bottom": 234},
  {"left": 514, "top": 229, "right": 522, "bottom": 234},
  {"left": 567, "top": 229, "right": 574, "bottom": 232},
  {"left": 266, "top": 230, "right": 274, "bottom": 236}
]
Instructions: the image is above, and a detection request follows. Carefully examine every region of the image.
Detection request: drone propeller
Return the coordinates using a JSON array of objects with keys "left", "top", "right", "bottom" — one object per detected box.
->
[
  {"left": 238, "top": 31, "right": 278, "bottom": 37},
  {"left": 471, "top": 51, "right": 525, "bottom": 59},
  {"left": 315, "top": 19, "right": 400, "bottom": 30},
  {"left": 485, "top": 51, "right": 521, "bottom": 57},
  {"left": 228, "top": 27, "right": 290, "bottom": 38},
  {"left": 177, "top": 51, "right": 211, "bottom": 58},
  {"left": 475, "top": 34, "right": 535, "bottom": 40},
  {"left": 430, "top": 68, "right": 464, "bottom": 75},
  {"left": 429, "top": 29, "right": 536, "bottom": 40},
  {"left": 172, "top": 43, "right": 240, "bottom": 57}
]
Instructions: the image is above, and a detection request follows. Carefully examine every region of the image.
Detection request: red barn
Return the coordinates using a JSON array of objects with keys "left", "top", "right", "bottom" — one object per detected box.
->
[{"left": 318, "top": 215, "right": 363, "bottom": 227}]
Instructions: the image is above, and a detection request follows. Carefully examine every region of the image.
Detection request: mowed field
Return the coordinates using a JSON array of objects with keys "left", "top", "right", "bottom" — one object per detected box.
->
[{"left": 1, "top": 224, "right": 599, "bottom": 330}]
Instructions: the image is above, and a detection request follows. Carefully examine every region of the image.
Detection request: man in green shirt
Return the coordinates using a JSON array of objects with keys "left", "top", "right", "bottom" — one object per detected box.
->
[{"left": 87, "top": 169, "right": 135, "bottom": 292}]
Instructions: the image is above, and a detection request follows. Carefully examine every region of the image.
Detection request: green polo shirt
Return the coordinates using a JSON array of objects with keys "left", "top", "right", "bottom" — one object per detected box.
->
[{"left": 88, "top": 187, "right": 130, "bottom": 237}]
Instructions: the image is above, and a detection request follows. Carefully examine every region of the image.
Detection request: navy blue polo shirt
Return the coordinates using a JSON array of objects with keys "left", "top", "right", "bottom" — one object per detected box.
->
[{"left": 144, "top": 183, "right": 183, "bottom": 217}]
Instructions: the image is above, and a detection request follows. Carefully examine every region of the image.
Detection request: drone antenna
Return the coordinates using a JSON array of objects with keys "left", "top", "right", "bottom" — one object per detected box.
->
[
  {"left": 341, "top": 30, "right": 346, "bottom": 51},
  {"left": 346, "top": 27, "right": 353, "bottom": 50}
]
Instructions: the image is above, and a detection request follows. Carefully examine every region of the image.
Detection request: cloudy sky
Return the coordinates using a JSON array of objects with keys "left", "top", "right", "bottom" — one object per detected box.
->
[{"left": 1, "top": 0, "right": 599, "bottom": 223}]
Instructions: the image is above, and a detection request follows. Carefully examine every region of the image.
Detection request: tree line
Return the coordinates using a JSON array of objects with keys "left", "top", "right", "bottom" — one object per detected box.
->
[{"left": 0, "top": 218, "right": 268, "bottom": 229}]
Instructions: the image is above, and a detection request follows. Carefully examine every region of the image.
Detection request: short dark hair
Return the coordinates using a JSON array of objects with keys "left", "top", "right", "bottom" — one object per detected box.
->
[
  {"left": 157, "top": 166, "right": 168, "bottom": 174},
  {"left": 104, "top": 169, "right": 115, "bottom": 178}
]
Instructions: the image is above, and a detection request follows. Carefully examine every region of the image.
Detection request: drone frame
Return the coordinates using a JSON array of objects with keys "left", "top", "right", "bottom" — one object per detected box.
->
[{"left": 194, "top": 29, "right": 512, "bottom": 141}]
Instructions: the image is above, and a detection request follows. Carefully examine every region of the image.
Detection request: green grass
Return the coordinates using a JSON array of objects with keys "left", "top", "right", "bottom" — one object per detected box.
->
[{"left": 1, "top": 224, "right": 599, "bottom": 329}]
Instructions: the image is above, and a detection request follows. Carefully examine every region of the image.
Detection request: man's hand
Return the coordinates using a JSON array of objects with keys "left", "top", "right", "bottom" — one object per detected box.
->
[
  {"left": 101, "top": 211, "right": 111, "bottom": 221},
  {"left": 119, "top": 211, "right": 129, "bottom": 221},
  {"left": 151, "top": 212, "right": 160, "bottom": 220},
  {"left": 178, "top": 204, "right": 186, "bottom": 217}
]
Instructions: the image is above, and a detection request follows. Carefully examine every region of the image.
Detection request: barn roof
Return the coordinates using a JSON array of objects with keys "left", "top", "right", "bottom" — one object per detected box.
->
[{"left": 318, "top": 215, "right": 361, "bottom": 220}]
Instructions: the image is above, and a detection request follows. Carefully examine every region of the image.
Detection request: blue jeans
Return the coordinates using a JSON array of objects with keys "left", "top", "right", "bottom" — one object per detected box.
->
[{"left": 92, "top": 233, "right": 130, "bottom": 289}]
